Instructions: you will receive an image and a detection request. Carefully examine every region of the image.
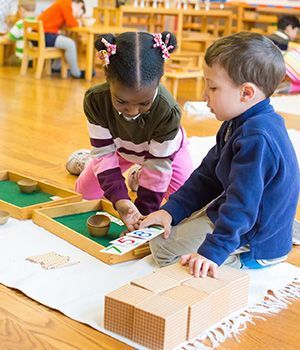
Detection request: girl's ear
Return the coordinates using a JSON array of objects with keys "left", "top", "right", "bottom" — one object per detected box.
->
[{"left": 240, "top": 83, "right": 256, "bottom": 102}]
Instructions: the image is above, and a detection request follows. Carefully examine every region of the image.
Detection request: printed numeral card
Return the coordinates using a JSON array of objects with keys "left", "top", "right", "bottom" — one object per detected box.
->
[
  {"left": 100, "top": 226, "right": 164, "bottom": 256},
  {"left": 127, "top": 226, "right": 164, "bottom": 240},
  {"left": 96, "top": 211, "right": 123, "bottom": 226}
]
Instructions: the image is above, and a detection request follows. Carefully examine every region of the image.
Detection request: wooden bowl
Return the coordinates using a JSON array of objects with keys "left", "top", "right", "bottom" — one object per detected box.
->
[
  {"left": 0, "top": 210, "right": 9, "bottom": 225},
  {"left": 87, "top": 214, "right": 110, "bottom": 237},
  {"left": 17, "top": 179, "right": 38, "bottom": 193}
]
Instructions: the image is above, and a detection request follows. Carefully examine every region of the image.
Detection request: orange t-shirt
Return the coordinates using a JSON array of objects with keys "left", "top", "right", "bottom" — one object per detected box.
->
[{"left": 38, "top": 0, "right": 78, "bottom": 34}]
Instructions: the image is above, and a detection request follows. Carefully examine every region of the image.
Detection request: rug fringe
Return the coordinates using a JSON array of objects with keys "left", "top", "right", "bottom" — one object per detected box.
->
[{"left": 180, "top": 279, "right": 300, "bottom": 350}]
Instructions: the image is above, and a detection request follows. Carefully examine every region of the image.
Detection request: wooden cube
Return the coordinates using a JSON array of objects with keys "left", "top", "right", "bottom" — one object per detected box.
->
[
  {"left": 183, "top": 266, "right": 249, "bottom": 323},
  {"left": 155, "top": 262, "right": 193, "bottom": 283},
  {"left": 104, "top": 284, "right": 153, "bottom": 339},
  {"left": 131, "top": 272, "right": 179, "bottom": 293},
  {"left": 133, "top": 294, "right": 188, "bottom": 350},
  {"left": 163, "top": 285, "right": 212, "bottom": 340}
]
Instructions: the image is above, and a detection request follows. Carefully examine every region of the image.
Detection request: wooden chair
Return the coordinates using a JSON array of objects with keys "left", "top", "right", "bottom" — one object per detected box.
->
[
  {"left": 164, "top": 55, "right": 204, "bottom": 100},
  {"left": 20, "top": 20, "right": 68, "bottom": 79},
  {"left": 0, "top": 39, "right": 14, "bottom": 66}
]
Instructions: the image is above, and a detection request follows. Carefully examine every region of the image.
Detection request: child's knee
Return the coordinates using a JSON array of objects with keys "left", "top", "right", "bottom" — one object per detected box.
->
[{"left": 149, "top": 236, "right": 180, "bottom": 267}]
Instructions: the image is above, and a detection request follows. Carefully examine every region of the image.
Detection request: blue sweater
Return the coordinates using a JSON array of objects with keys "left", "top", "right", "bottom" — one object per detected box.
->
[{"left": 162, "top": 99, "right": 300, "bottom": 265}]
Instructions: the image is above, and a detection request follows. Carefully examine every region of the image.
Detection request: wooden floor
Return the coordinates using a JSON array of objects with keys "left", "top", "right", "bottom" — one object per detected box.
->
[{"left": 0, "top": 66, "right": 300, "bottom": 350}]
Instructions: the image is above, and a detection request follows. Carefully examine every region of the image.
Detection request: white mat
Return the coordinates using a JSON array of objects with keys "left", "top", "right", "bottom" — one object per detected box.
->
[
  {"left": 188, "top": 129, "right": 300, "bottom": 170},
  {"left": 270, "top": 95, "right": 300, "bottom": 115},
  {"left": 0, "top": 218, "right": 300, "bottom": 349},
  {"left": 184, "top": 97, "right": 300, "bottom": 119}
]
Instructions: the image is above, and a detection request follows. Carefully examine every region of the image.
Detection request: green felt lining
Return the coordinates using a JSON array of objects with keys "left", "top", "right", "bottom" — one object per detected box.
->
[
  {"left": 0, "top": 180, "right": 53, "bottom": 207},
  {"left": 54, "top": 211, "right": 126, "bottom": 247}
]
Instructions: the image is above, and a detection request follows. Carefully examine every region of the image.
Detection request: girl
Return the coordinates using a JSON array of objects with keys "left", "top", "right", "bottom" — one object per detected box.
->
[
  {"left": 72, "top": 31, "right": 193, "bottom": 230},
  {"left": 38, "top": 0, "right": 85, "bottom": 78}
]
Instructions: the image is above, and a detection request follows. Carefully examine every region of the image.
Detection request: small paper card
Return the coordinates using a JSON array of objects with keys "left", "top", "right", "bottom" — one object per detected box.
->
[
  {"left": 127, "top": 226, "right": 164, "bottom": 240},
  {"left": 50, "top": 196, "right": 62, "bottom": 201},
  {"left": 96, "top": 211, "right": 124, "bottom": 226},
  {"left": 110, "top": 236, "right": 147, "bottom": 248},
  {"left": 100, "top": 244, "right": 133, "bottom": 255}
]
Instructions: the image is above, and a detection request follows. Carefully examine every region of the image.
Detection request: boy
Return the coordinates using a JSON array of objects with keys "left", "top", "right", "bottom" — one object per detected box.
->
[
  {"left": 269, "top": 15, "right": 300, "bottom": 51},
  {"left": 140, "top": 32, "right": 300, "bottom": 278},
  {"left": 0, "top": 0, "right": 36, "bottom": 65}
]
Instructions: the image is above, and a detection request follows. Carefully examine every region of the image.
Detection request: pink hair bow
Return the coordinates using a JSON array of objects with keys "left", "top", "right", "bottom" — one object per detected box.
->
[
  {"left": 153, "top": 33, "right": 174, "bottom": 60},
  {"left": 96, "top": 38, "right": 117, "bottom": 65}
]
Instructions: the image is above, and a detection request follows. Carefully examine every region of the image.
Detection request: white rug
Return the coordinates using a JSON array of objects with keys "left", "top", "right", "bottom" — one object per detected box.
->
[
  {"left": 184, "top": 96, "right": 300, "bottom": 119},
  {"left": 1, "top": 132, "right": 300, "bottom": 349},
  {"left": 188, "top": 129, "right": 300, "bottom": 170},
  {"left": 0, "top": 218, "right": 299, "bottom": 350}
]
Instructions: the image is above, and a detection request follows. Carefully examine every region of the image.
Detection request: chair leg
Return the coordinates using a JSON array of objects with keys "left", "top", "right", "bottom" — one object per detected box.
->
[
  {"left": 20, "top": 54, "right": 29, "bottom": 76},
  {"left": 35, "top": 58, "right": 45, "bottom": 79},
  {"left": 196, "top": 76, "right": 205, "bottom": 100},
  {"left": 0, "top": 45, "right": 4, "bottom": 66},
  {"left": 45, "top": 60, "right": 51, "bottom": 75},
  {"left": 172, "top": 78, "right": 179, "bottom": 101},
  {"left": 61, "top": 56, "right": 68, "bottom": 79}
]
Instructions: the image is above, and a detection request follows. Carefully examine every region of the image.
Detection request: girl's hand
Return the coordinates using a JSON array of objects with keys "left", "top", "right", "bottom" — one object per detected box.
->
[
  {"left": 139, "top": 209, "right": 172, "bottom": 239},
  {"left": 115, "top": 199, "right": 142, "bottom": 231},
  {"left": 180, "top": 253, "right": 218, "bottom": 278}
]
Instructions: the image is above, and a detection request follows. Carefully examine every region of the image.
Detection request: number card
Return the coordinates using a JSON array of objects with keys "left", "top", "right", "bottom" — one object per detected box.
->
[
  {"left": 127, "top": 226, "right": 164, "bottom": 240},
  {"left": 96, "top": 211, "right": 124, "bottom": 226},
  {"left": 110, "top": 236, "right": 147, "bottom": 248},
  {"left": 100, "top": 244, "right": 133, "bottom": 255}
]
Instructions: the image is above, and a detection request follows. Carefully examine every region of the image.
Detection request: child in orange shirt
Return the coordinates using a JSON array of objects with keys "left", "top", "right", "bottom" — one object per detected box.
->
[{"left": 38, "top": 0, "right": 86, "bottom": 78}]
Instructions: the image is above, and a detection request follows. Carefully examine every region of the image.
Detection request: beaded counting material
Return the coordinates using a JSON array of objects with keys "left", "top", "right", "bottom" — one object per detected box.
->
[{"left": 26, "top": 252, "right": 79, "bottom": 270}]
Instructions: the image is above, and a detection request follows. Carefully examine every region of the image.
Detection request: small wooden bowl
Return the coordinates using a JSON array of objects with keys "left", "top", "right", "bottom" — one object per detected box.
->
[
  {"left": 0, "top": 210, "right": 9, "bottom": 225},
  {"left": 87, "top": 214, "right": 110, "bottom": 237},
  {"left": 17, "top": 179, "right": 38, "bottom": 193}
]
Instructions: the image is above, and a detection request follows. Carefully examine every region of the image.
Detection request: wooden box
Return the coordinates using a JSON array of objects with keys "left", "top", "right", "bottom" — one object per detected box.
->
[
  {"left": 0, "top": 170, "right": 82, "bottom": 219},
  {"left": 163, "top": 285, "right": 212, "bottom": 340},
  {"left": 133, "top": 294, "right": 188, "bottom": 350},
  {"left": 104, "top": 284, "right": 153, "bottom": 339},
  {"left": 32, "top": 199, "right": 151, "bottom": 264}
]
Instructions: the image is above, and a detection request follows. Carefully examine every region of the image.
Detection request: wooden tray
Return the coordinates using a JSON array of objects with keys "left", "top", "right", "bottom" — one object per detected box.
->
[
  {"left": 32, "top": 199, "right": 151, "bottom": 265},
  {"left": 0, "top": 170, "right": 82, "bottom": 219}
]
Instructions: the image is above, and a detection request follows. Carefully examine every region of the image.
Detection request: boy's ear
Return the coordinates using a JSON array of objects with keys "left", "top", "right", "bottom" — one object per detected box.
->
[{"left": 240, "top": 83, "right": 256, "bottom": 101}]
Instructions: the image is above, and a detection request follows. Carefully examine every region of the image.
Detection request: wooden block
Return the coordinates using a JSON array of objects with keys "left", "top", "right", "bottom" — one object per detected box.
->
[
  {"left": 133, "top": 294, "right": 188, "bottom": 350},
  {"left": 131, "top": 272, "right": 179, "bottom": 293},
  {"left": 184, "top": 277, "right": 231, "bottom": 324},
  {"left": 155, "top": 262, "right": 193, "bottom": 283},
  {"left": 162, "top": 285, "right": 212, "bottom": 340},
  {"left": 104, "top": 284, "right": 153, "bottom": 340},
  {"left": 183, "top": 266, "right": 249, "bottom": 323},
  {"left": 0, "top": 170, "right": 81, "bottom": 219}
]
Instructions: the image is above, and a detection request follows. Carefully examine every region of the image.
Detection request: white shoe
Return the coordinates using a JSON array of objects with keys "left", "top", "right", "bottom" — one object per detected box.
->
[
  {"left": 66, "top": 149, "right": 91, "bottom": 175},
  {"left": 293, "top": 219, "right": 300, "bottom": 245},
  {"left": 127, "top": 165, "right": 141, "bottom": 192}
]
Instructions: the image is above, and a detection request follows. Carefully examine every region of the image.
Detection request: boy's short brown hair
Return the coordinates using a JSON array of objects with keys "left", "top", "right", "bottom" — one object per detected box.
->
[
  {"left": 205, "top": 32, "right": 286, "bottom": 97},
  {"left": 18, "top": 0, "right": 36, "bottom": 12}
]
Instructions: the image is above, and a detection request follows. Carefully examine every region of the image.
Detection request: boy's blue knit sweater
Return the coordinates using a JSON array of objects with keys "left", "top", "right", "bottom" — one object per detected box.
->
[{"left": 162, "top": 99, "right": 300, "bottom": 265}]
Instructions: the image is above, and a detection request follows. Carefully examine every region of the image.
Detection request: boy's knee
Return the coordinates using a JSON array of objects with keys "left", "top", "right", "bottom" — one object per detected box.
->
[{"left": 149, "top": 237, "right": 180, "bottom": 267}]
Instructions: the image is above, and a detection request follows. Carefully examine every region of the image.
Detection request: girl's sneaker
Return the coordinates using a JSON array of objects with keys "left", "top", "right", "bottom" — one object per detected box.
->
[
  {"left": 66, "top": 149, "right": 91, "bottom": 175},
  {"left": 127, "top": 165, "right": 141, "bottom": 192},
  {"left": 293, "top": 219, "right": 300, "bottom": 245}
]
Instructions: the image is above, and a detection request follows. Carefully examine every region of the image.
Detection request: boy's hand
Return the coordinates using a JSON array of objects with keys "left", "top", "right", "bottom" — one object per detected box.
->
[
  {"left": 115, "top": 199, "right": 143, "bottom": 232},
  {"left": 139, "top": 209, "right": 172, "bottom": 239},
  {"left": 181, "top": 253, "right": 218, "bottom": 278}
]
